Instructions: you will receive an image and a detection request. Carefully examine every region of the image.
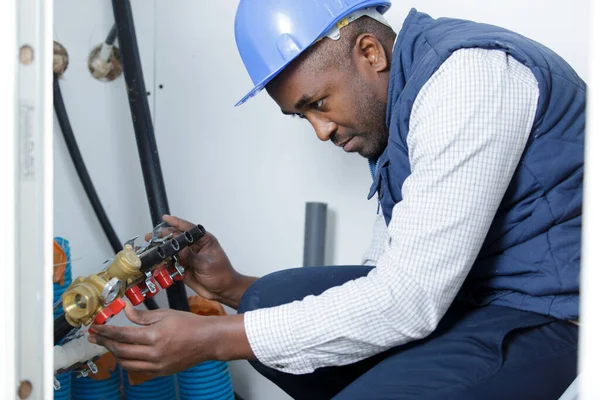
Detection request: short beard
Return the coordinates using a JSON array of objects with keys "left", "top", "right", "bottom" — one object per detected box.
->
[
  {"left": 355, "top": 79, "right": 388, "bottom": 160},
  {"left": 359, "top": 130, "right": 388, "bottom": 159}
]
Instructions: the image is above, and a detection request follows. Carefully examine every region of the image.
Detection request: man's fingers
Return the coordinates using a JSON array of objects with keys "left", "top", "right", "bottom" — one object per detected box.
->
[
  {"left": 182, "top": 274, "right": 213, "bottom": 299},
  {"left": 89, "top": 324, "right": 155, "bottom": 345},
  {"left": 162, "top": 215, "right": 196, "bottom": 232},
  {"left": 90, "top": 335, "right": 155, "bottom": 361},
  {"left": 143, "top": 214, "right": 195, "bottom": 242},
  {"left": 142, "top": 215, "right": 203, "bottom": 249},
  {"left": 144, "top": 226, "right": 180, "bottom": 242},
  {"left": 173, "top": 247, "right": 193, "bottom": 264}
]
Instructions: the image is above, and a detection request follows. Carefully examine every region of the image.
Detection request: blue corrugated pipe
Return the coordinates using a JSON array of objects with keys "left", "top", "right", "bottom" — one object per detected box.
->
[
  {"left": 71, "top": 367, "right": 122, "bottom": 400},
  {"left": 54, "top": 372, "right": 71, "bottom": 400},
  {"left": 54, "top": 237, "right": 122, "bottom": 400},
  {"left": 177, "top": 361, "right": 235, "bottom": 400},
  {"left": 123, "top": 370, "right": 176, "bottom": 400},
  {"left": 54, "top": 237, "right": 72, "bottom": 400},
  {"left": 54, "top": 237, "right": 72, "bottom": 318}
]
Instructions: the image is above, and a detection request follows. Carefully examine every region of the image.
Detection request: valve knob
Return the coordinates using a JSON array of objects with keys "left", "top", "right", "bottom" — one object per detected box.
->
[
  {"left": 155, "top": 268, "right": 174, "bottom": 289},
  {"left": 94, "top": 307, "right": 114, "bottom": 325},
  {"left": 125, "top": 285, "right": 144, "bottom": 306}
]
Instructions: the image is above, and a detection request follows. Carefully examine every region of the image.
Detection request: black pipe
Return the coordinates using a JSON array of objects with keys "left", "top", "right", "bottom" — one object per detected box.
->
[
  {"left": 54, "top": 314, "right": 75, "bottom": 346},
  {"left": 105, "top": 24, "right": 118, "bottom": 46},
  {"left": 139, "top": 246, "right": 166, "bottom": 272},
  {"left": 140, "top": 225, "right": 206, "bottom": 273},
  {"left": 54, "top": 75, "right": 124, "bottom": 254},
  {"left": 53, "top": 74, "right": 159, "bottom": 312},
  {"left": 112, "top": 0, "right": 189, "bottom": 311}
]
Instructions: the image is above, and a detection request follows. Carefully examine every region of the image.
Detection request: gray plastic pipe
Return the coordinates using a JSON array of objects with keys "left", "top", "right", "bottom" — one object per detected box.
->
[
  {"left": 54, "top": 335, "right": 107, "bottom": 373},
  {"left": 303, "top": 202, "right": 328, "bottom": 266}
]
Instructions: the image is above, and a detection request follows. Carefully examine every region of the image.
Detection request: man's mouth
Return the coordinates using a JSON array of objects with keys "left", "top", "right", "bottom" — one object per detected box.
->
[
  {"left": 335, "top": 137, "right": 351, "bottom": 148},
  {"left": 340, "top": 137, "right": 358, "bottom": 153}
]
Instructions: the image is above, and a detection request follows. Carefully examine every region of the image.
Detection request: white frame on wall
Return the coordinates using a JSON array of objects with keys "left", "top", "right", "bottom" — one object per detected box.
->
[
  {"left": 4, "top": 0, "right": 54, "bottom": 398},
  {"left": 580, "top": 0, "right": 600, "bottom": 399},
  {"left": 0, "top": 0, "right": 17, "bottom": 396}
]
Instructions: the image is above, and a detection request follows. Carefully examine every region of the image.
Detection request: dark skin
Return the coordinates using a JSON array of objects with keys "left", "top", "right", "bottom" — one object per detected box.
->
[
  {"left": 89, "top": 32, "right": 394, "bottom": 377},
  {"left": 89, "top": 215, "right": 258, "bottom": 376},
  {"left": 268, "top": 32, "right": 392, "bottom": 159}
]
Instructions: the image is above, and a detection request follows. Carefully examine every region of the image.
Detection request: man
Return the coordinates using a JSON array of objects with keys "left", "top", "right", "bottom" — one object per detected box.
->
[{"left": 89, "top": 1, "right": 583, "bottom": 399}]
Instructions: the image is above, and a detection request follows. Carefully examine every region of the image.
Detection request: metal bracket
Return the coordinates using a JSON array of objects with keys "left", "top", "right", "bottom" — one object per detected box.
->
[{"left": 76, "top": 360, "right": 98, "bottom": 379}]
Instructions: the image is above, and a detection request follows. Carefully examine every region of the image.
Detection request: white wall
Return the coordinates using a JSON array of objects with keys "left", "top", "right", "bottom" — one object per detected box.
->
[
  {"left": 54, "top": 1, "right": 589, "bottom": 399},
  {"left": 53, "top": 0, "right": 178, "bottom": 369},
  {"left": 54, "top": 0, "right": 156, "bottom": 269}
]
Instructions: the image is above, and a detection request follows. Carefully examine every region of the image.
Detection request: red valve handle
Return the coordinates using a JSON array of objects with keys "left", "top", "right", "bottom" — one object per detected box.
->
[
  {"left": 125, "top": 285, "right": 144, "bottom": 306},
  {"left": 93, "top": 307, "right": 114, "bottom": 325},
  {"left": 155, "top": 268, "right": 174, "bottom": 289},
  {"left": 108, "top": 298, "right": 126, "bottom": 315},
  {"left": 93, "top": 298, "right": 127, "bottom": 325}
]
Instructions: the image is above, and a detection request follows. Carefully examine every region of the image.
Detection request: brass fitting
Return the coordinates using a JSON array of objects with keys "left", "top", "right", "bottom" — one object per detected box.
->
[{"left": 62, "top": 245, "right": 142, "bottom": 327}]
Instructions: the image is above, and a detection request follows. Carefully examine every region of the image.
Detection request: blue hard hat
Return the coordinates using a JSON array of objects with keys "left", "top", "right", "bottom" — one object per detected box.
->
[{"left": 234, "top": 0, "right": 392, "bottom": 106}]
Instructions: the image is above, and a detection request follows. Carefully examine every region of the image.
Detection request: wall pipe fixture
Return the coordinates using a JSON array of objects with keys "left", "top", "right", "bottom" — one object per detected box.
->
[
  {"left": 111, "top": 0, "right": 189, "bottom": 312},
  {"left": 53, "top": 75, "right": 159, "bottom": 312},
  {"left": 88, "top": 24, "right": 123, "bottom": 82}
]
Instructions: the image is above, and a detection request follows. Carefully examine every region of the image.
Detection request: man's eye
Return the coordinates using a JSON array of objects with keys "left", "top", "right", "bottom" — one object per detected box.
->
[{"left": 312, "top": 99, "right": 325, "bottom": 110}]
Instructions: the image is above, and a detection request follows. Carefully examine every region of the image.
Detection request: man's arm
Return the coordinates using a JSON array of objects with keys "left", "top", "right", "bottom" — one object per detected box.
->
[
  {"left": 241, "top": 48, "right": 540, "bottom": 374},
  {"left": 361, "top": 213, "right": 388, "bottom": 266},
  {"left": 90, "top": 304, "right": 255, "bottom": 376}
]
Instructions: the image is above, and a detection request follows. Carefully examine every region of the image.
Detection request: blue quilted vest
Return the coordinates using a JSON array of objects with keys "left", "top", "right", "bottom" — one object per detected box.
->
[{"left": 368, "top": 9, "right": 585, "bottom": 320}]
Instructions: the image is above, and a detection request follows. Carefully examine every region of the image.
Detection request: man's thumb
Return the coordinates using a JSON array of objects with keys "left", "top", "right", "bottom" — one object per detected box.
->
[{"left": 124, "top": 302, "right": 161, "bottom": 326}]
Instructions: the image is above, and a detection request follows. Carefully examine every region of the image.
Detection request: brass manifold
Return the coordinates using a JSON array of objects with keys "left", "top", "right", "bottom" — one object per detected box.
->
[{"left": 62, "top": 245, "right": 143, "bottom": 327}]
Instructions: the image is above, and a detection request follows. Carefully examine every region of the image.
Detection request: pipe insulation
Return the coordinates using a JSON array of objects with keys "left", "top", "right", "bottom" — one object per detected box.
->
[
  {"left": 97, "top": 25, "right": 118, "bottom": 65},
  {"left": 54, "top": 335, "right": 108, "bottom": 373},
  {"left": 111, "top": 0, "right": 189, "bottom": 311}
]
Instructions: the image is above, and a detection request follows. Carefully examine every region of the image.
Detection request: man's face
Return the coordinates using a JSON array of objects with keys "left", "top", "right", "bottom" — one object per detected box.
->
[{"left": 266, "top": 46, "right": 389, "bottom": 160}]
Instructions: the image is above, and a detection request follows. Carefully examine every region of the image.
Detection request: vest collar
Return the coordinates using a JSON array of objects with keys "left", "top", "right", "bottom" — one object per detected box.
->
[{"left": 367, "top": 8, "right": 420, "bottom": 199}]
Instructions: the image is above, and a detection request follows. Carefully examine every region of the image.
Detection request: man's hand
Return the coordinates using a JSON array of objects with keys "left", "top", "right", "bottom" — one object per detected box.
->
[
  {"left": 151, "top": 215, "right": 257, "bottom": 309},
  {"left": 88, "top": 303, "right": 253, "bottom": 377}
]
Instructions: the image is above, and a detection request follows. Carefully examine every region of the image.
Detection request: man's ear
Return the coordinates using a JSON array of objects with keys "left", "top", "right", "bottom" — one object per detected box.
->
[{"left": 354, "top": 33, "right": 389, "bottom": 72}]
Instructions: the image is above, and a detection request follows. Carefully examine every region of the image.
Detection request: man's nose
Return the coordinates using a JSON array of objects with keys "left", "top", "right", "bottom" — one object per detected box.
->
[{"left": 308, "top": 115, "right": 337, "bottom": 142}]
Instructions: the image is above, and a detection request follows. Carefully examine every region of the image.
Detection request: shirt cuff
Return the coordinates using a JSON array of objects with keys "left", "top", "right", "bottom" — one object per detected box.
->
[{"left": 244, "top": 302, "right": 314, "bottom": 374}]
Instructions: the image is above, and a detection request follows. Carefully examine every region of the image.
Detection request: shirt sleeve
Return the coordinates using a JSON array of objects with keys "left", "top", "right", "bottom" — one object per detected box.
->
[
  {"left": 243, "top": 48, "right": 540, "bottom": 374},
  {"left": 361, "top": 213, "right": 389, "bottom": 266}
]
